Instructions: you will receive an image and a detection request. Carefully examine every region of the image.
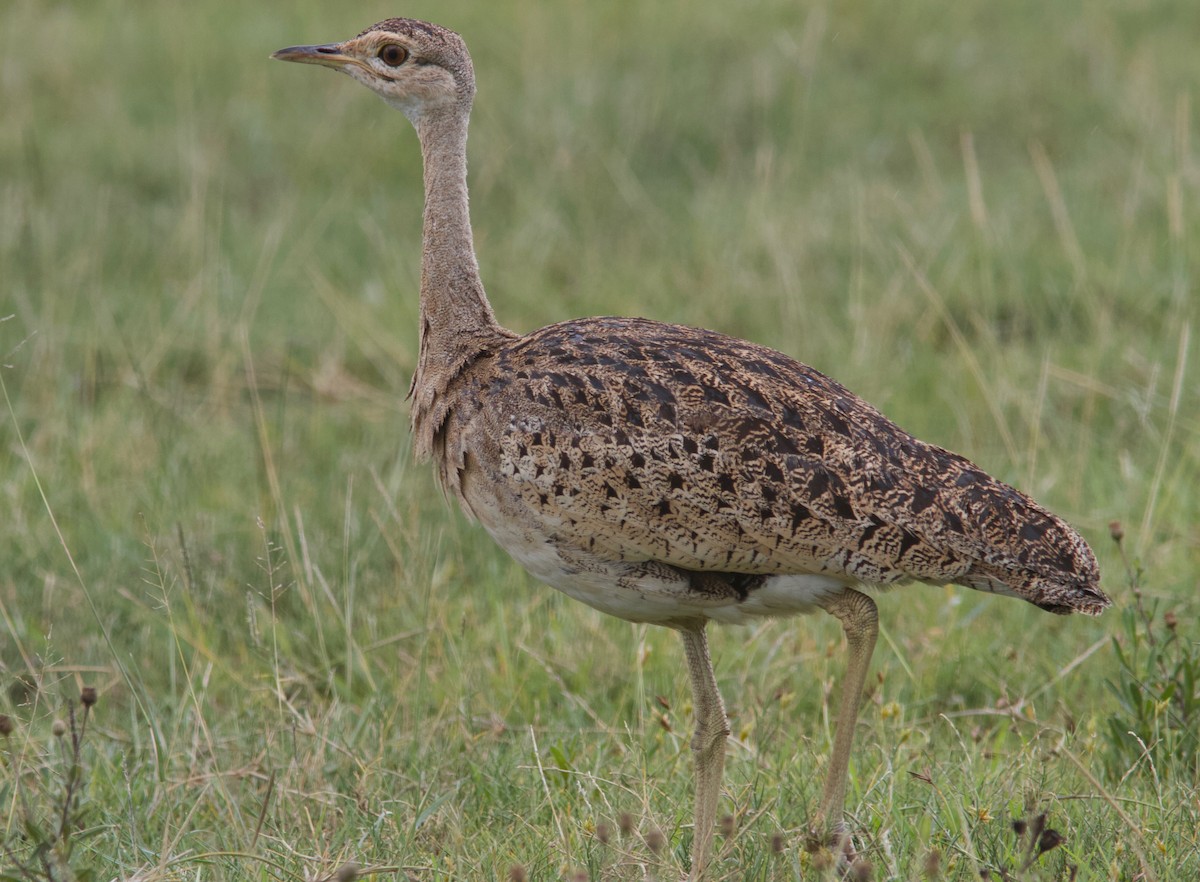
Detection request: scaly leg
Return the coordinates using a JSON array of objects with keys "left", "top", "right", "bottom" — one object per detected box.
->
[
  {"left": 814, "top": 588, "right": 878, "bottom": 850},
  {"left": 679, "top": 623, "right": 729, "bottom": 880}
]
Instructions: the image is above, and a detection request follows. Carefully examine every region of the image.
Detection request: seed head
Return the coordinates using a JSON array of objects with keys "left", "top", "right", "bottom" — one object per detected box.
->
[
  {"left": 1037, "top": 828, "right": 1065, "bottom": 856},
  {"left": 1164, "top": 610, "right": 1178, "bottom": 631},
  {"left": 507, "top": 865, "right": 526, "bottom": 882},
  {"left": 810, "top": 848, "right": 834, "bottom": 872},
  {"left": 1108, "top": 520, "right": 1124, "bottom": 542},
  {"left": 645, "top": 827, "right": 666, "bottom": 853},
  {"left": 770, "top": 832, "right": 786, "bottom": 854},
  {"left": 0, "top": 714, "right": 13, "bottom": 737},
  {"left": 922, "top": 848, "right": 942, "bottom": 879},
  {"left": 52, "top": 719, "right": 67, "bottom": 738},
  {"left": 80, "top": 686, "right": 98, "bottom": 708},
  {"left": 333, "top": 863, "right": 359, "bottom": 882}
]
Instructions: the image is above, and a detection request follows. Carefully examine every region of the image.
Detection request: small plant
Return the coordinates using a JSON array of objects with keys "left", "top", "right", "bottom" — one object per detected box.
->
[
  {"left": 1, "top": 687, "right": 101, "bottom": 882},
  {"left": 978, "top": 814, "right": 1072, "bottom": 881},
  {"left": 1102, "top": 522, "right": 1200, "bottom": 783}
]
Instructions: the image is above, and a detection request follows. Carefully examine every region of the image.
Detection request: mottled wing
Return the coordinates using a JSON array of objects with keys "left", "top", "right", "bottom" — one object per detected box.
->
[{"left": 489, "top": 317, "right": 1107, "bottom": 615}]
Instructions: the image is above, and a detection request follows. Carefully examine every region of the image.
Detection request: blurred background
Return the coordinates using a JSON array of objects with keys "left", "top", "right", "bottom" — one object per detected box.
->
[{"left": 1, "top": 0, "right": 1197, "bottom": 878}]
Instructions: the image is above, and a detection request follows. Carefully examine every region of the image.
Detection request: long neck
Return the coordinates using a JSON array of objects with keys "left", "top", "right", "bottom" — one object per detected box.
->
[
  {"left": 413, "top": 104, "right": 505, "bottom": 363},
  {"left": 407, "top": 101, "right": 511, "bottom": 458}
]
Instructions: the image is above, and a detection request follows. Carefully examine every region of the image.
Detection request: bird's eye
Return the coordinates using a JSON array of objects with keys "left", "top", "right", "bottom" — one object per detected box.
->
[{"left": 378, "top": 44, "right": 408, "bottom": 67}]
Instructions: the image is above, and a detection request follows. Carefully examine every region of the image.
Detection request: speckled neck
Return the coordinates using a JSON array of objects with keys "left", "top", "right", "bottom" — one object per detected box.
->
[{"left": 408, "top": 101, "right": 514, "bottom": 459}]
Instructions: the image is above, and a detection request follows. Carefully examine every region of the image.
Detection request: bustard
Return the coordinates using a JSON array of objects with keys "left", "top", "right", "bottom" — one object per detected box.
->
[{"left": 274, "top": 19, "right": 1110, "bottom": 877}]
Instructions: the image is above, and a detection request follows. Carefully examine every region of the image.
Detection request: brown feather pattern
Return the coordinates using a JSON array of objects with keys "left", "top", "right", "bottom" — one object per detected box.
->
[
  {"left": 275, "top": 20, "right": 1111, "bottom": 873},
  {"left": 419, "top": 316, "right": 1109, "bottom": 618}
]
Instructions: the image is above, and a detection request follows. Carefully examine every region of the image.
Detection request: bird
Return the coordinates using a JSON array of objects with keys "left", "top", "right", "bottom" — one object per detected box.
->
[{"left": 273, "top": 18, "right": 1111, "bottom": 878}]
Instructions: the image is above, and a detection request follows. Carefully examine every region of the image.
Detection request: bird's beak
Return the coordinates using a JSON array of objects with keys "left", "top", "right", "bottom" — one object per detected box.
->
[{"left": 271, "top": 43, "right": 352, "bottom": 69}]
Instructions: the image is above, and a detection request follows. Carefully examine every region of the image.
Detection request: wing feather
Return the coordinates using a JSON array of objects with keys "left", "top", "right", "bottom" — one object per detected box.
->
[{"left": 481, "top": 316, "right": 1105, "bottom": 612}]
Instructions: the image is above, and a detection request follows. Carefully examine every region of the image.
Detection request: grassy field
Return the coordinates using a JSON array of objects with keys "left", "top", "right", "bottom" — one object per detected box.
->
[{"left": 2, "top": 0, "right": 1198, "bottom": 878}]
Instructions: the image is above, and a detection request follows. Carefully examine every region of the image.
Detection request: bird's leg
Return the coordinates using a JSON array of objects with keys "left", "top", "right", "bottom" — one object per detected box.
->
[
  {"left": 678, "top": 623, "right": 729, "bottom": 881},
  {"left": 813, "top": 587, "right": 878, "bottom": 854}
]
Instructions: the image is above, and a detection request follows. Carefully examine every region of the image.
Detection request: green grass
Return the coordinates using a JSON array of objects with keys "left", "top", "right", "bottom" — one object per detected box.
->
[{"left": 2, "top": 0, "right": 1198, "bottom": 878}]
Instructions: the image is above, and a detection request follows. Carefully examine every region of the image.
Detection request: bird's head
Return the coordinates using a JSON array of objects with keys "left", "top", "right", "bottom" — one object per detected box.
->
[{"left": 272, "top": 18, "right": 474, "bottom": 122}]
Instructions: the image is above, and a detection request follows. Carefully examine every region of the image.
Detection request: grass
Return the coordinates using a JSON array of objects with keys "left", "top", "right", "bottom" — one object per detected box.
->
[{"left": 1, "top": 0, "right": 1198, "bottom": 878}]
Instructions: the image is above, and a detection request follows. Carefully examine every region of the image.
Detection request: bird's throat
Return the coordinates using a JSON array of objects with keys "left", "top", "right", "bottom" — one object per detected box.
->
[{"left": 415, "top": 106, "right": 499, "bottom": 343}]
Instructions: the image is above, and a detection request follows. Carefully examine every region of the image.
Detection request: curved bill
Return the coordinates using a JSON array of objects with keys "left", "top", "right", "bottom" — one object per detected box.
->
[{"left": 271, "top": 44, "right": 350, "bottom": 68}]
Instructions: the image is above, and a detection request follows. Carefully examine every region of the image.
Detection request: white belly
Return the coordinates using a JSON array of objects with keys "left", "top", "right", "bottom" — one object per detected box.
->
[{"left": 477, "top": 513, "right": 848, "bottom": 626}]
